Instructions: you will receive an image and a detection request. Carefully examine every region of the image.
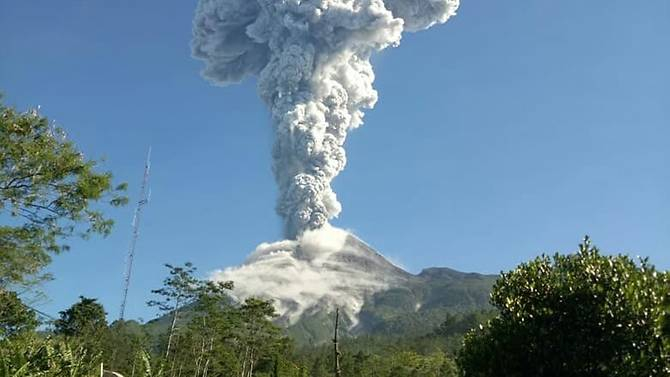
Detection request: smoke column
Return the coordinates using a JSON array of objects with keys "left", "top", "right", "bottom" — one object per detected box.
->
[{"left": 192, "top": 0, "right": 459, "bottom": 238}]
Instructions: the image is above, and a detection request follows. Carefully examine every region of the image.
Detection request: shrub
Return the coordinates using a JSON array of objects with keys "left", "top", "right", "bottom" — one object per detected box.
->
[{"left": 459, "top": 237, "right": 670, "bottom": 377}]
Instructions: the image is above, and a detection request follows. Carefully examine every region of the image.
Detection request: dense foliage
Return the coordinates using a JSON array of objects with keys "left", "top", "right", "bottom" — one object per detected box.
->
[
  {"left": 0, "top": 335, "right": 102, "bottom": 377},
  {"left": 295, "top": 311, "right": 493, "bottom": 377},
  {"left": 0, "top": 289, "right": 38, "bottom": 338},
  {"left": 459, "top": 237, "right": 670, "bottom": 377},
  {"left": 0, "top": 99, "right": 126, "bottom": 288},
  {"left": 54, "top": 296, "right": 107, "bottom": 337}
]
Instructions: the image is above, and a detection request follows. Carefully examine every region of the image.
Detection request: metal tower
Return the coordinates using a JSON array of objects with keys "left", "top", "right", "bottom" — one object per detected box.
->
[{"left": 119, "top": 148, "right": 151, "bottom": 321}]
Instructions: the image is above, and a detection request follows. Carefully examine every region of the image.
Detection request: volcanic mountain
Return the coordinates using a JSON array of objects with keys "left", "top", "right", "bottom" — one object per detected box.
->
[{"left": 209, "top": 226, "right": 496, "bottom": 344}]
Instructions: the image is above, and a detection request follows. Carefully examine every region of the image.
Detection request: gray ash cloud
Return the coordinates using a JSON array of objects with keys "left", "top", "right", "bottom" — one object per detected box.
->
[{"left": 192, "top": 0, "right": 459, "bottom": 238}]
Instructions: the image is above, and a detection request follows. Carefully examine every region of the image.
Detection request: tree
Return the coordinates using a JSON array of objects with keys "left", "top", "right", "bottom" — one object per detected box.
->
[
  {"left": 0, "top": 99, "right": 127, "bottom": 288},
  {"left": 54, "top": 296, "right": 107, "bottom": 337},
  {"left": 236, "top": 297, "right": 285, "bottom": 377},
  {"left": 100, "top": 320, "right": 150, "bottom": 376},
  {"left": 168, "top": 277, "right": 235, "bottom": 377},
  {"left": 147, "top": 262, "right": 201, "bottom": 359},
  {"left": 147, "top": 263, "right": 296, "bottom": 377},
  {"left": 333, "top": 308, "right": 342, "bottom": 377},
  {"left": 458, "top": 236, "right": 670, "bottom": 377},
  {"left": 0, "top": 289, "right": 38, "bottom": 338}
]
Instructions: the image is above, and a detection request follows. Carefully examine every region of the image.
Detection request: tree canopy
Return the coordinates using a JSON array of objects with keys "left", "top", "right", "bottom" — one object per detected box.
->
[
  {"left": 54, "top": 296, "right": 107, "bottom": 337},
  {"left": 0, "top": 99, "right": 127, "bottom": 288}
]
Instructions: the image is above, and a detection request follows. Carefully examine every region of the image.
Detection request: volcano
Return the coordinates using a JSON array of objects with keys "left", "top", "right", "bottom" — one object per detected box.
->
[
  {"left": 211, "top": 226, "right": 410, "bottom": 325},
  {"left": 210, "top": 226, "right": 496, "bottom": 344}
]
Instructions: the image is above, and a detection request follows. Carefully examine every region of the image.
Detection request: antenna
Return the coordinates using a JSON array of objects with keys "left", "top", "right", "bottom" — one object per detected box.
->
[{"left": 119, "top": 147, "right": 151, "bottom": 321}]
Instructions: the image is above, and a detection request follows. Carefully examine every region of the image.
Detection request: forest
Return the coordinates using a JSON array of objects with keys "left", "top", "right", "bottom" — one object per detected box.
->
[{"left": 1, "top": 100, "right": 669, "bottom": 376}]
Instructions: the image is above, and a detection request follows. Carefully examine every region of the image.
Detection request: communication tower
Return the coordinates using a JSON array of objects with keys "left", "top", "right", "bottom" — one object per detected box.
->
[{"left": 119, "top": 148, "right": 151, "bottom": 320}]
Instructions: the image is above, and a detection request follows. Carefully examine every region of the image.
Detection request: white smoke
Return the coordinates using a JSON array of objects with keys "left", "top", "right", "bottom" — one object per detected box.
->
[
  {"left": 193, "top": 0, "right": 459, "bottom": 238},
  {"left": 210, "top": 225, "right": 402, "bottom": 325}
]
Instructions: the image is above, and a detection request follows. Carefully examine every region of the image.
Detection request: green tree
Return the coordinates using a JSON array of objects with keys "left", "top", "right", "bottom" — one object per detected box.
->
[
  {"left": 54, "top": 296, "right": 107, "bottom": 337},
  {"left": 0, "top": 100, "right": 126, "bottom": 288},
  {"left": 147, "top": 262, "right": 202, "bottom": 359},
  {"left": 0, "top": 289, "right": 38, "bottom": 338},
  {"left": 236, "top": 298, "right": 286, "bottom": 377},
  {"left": 458, "top": 237, "right": 670, "bottom": 377},
  {"left": 100, "top": 320, "right": 150, "bottom": 376},
  {"left": 166, "top": 278, "right": 236, "bottom": 377},
  {"left": 147, "top": 263, "right": 297, "bottom": 377}
]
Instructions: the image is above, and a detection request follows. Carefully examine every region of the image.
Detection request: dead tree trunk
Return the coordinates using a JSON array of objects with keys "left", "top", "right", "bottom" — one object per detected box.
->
[
  {"left": 333, "top": 308, "right": 342, "bottom": 377},
  {"left": 202, "top": 338, "right": 213, "bottom": 377},
  {"left": 240, "top": 346, "right": 249, "bottom": 377},
  {"left": 165, "top": 299, "right": 181, "bottom": 359}
]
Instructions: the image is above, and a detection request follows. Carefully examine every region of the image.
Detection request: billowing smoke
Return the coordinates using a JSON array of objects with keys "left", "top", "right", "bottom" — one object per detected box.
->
[{"left": 192, "top": 0, "right": 459, "bottom": 238}]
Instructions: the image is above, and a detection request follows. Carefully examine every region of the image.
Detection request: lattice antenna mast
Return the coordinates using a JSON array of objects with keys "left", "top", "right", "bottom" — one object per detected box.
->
[{"left": 119, "top": 147, "right": 151, "bottom": 321}]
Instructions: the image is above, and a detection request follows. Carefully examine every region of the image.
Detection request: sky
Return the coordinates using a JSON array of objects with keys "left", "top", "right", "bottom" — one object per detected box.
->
[{"left": 1, "top": 0, "right": 668, "bottom": 323}]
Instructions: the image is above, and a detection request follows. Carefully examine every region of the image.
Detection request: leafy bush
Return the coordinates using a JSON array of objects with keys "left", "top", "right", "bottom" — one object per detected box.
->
[
  {"left": 0, "top": 335, "right": 100, "bottom": 377},
  {"left": 459, "top": 237, "right": 670, "bottom": 377}
]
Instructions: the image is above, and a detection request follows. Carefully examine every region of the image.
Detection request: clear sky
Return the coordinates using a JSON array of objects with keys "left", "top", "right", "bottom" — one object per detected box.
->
[{"left": 1, "top": 0, "right": 668, "bottom": 323}]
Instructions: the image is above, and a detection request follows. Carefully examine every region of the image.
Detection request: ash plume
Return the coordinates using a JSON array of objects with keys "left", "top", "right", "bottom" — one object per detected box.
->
[{"left": 192, "top": 0, "right": 459, "bottom": 238}]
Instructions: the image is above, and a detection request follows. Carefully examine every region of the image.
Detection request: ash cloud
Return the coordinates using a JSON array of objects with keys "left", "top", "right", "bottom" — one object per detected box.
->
[{"left": 192, "top": 0, "right": 459, "bottom": 238}]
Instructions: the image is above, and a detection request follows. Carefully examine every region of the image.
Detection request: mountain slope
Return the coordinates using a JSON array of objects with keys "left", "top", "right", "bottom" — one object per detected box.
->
[
  {"left": 355, "top": 268, "right": 496, "bottom": 338},
  {"left": 147, "top": 227, "right": 497, "bottom": 345},
  {"left": 286, "top": 266, "right": 496, "bottom": 344}
]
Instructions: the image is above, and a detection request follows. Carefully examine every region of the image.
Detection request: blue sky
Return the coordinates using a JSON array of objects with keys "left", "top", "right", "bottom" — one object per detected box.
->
[{"left": 1, "top": 0, "right": 668, "bottom": 322}]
